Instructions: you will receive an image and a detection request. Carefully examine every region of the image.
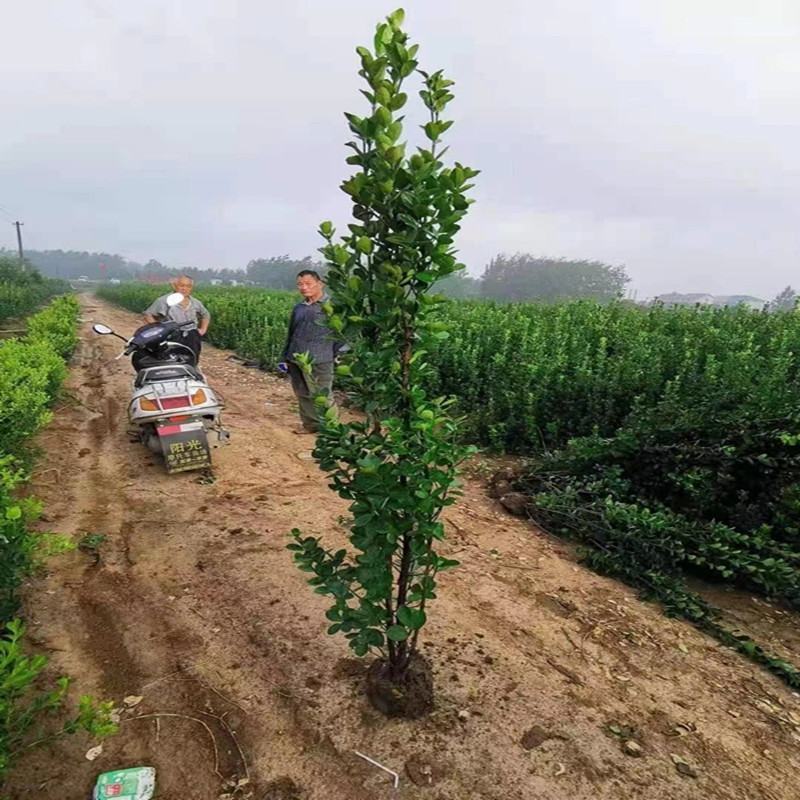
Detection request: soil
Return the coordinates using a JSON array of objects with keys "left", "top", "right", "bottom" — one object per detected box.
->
[
  {"left": 5, "top": 295, "right": 800, "bottom": 800},
  {"left": 366, "top": 654, "right": 434, "bottom": 719}
]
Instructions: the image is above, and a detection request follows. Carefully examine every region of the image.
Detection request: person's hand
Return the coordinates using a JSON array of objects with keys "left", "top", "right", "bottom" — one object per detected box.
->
[{"left": 277, "top": 361, "right": 289, "bottom": 373}]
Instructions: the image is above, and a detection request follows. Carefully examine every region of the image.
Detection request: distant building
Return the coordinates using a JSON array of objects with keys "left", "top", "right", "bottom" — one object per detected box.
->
[
  {"left": 653, "top": 292, "right": 765, "bottom": 309},
  {"left": 714, "top": 295, "right": 765, "bottom": 310},
  {"left": 654, "top": 292, "right": 715, "bottom": 306}
]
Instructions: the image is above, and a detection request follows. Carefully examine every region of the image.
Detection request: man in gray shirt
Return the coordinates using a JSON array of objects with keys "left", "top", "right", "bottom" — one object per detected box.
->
[
  {"left": 280, "top": 269, "right": 342, "bottom": 434},
  {"left": 144, "top": 275, "right": 210, "bottom": 363}
]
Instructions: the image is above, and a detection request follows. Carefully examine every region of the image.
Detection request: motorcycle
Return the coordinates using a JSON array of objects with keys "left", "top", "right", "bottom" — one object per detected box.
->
[{"left": 92, "top": 293, "right": 229, "bottom": 473}]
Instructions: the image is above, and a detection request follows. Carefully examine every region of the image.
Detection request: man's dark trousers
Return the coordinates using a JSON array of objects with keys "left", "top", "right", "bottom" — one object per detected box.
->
[{"left": 287, "top": 361, "right": 335, "bottom": 432}]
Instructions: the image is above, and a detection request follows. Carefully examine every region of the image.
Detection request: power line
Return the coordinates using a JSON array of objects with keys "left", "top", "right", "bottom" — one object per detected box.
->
[{"left": 0, "top": 203, "right": 15, "bottom": 221}]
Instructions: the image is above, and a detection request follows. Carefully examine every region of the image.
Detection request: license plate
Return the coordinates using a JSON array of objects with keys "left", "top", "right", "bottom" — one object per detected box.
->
[{"left": 157, "top": 423, "right": 210, "bottom": 473}]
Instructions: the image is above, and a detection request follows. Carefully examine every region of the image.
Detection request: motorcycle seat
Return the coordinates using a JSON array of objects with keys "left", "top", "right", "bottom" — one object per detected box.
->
[{"left": 135, "top": 365, "right": 204, "bottom": 387}]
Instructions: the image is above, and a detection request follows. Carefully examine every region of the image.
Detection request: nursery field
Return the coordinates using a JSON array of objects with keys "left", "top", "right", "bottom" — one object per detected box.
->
[
  {"left": 1, "top": 288, "right": 788, "bottom": 798},
  {"left": 7, "top": 5, "right": 799, "bottom": 798},
  {"left": 96, "top": 283, "right": 800, "bottom": 685},
  {"left": 97, "top": 282, "right": 800, "bottom": 449}
]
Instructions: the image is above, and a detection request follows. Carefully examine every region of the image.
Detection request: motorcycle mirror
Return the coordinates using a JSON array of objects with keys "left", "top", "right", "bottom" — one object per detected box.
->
[
  {"left": 92, "top": 323, "right": 114, "bottom": 335},
  {"left": 166, "top": 292, "right": 185, "bottom": 307}
]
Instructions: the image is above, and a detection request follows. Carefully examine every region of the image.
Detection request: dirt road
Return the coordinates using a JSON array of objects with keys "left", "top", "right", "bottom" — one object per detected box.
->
[{"left": 7, "top": 296, "right": 800, "bottom": 800}]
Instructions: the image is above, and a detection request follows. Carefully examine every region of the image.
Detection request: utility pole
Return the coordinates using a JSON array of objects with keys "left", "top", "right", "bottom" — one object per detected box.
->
[{"left": 13, "top": 221, "right": 24, "bottom": 268}]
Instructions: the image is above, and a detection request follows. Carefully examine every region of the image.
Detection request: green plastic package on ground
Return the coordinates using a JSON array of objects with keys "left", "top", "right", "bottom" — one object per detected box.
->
[{"left": 93, "top": 767, "right": 155, "bottom": 799}]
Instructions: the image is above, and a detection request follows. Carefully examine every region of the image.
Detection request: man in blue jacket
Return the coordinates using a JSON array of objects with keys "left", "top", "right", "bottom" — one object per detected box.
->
[{"left": 280, "top": 270, "right": 342, "bottom": 434}]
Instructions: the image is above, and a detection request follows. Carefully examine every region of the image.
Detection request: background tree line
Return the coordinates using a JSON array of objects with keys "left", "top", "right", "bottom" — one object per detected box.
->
[
  {"left": 6, "top": 247, "right": 795, "bottom": 308},
  {"left": 5, "top": 248, "right": 635, "bottom": 302}
]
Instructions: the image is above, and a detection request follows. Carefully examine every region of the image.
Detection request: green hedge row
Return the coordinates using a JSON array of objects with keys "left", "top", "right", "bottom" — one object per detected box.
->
[
  {"left": 0, "top": 296, "right": 114, "bottom": 783},
  {"left": 97, "top": 284, "right": 800, "bottom": 452},
  {"left": 0, "top": 257, "right": 71, "bottom": 324},
  {"left": 95, "top": 283, "right": 294, "bottom": 365}
]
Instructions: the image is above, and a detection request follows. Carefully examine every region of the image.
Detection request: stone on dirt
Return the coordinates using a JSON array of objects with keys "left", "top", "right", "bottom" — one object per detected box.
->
[{"left": 499, "top": 492, "right": 529, "bottom": 516}]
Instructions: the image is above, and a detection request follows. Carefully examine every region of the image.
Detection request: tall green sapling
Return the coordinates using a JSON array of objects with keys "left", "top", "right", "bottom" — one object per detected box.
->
[{"left": 288, "top": 8, "right": 478, "bottom": 717}]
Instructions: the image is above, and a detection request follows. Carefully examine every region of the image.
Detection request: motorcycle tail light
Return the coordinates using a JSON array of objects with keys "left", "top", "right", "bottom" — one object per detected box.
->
[
  {"left": 160, "top": 396, "right": 190, "bottom": 410},
  {"left": 191, "top": 389, "right": 207, "bottom": 405},
  {"left": 139, "top": 396, "right": 159, "bottom": 412}
]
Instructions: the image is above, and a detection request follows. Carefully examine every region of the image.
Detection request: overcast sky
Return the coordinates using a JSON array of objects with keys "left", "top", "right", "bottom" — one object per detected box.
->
[{"left": 2, "top": 0, "right": 798, "bottom": 298}]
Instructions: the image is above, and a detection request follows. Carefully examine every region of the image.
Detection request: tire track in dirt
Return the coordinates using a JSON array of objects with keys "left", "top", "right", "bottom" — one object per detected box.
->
[
  {"left": 51, "top": 328, "right": 149, "bottom": 695},
  {"left": 8, "top": 297, "right": 376, "bottom": 800},
  {"left": 6, "top": 294, "right": 800, "bottom": 800}
]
